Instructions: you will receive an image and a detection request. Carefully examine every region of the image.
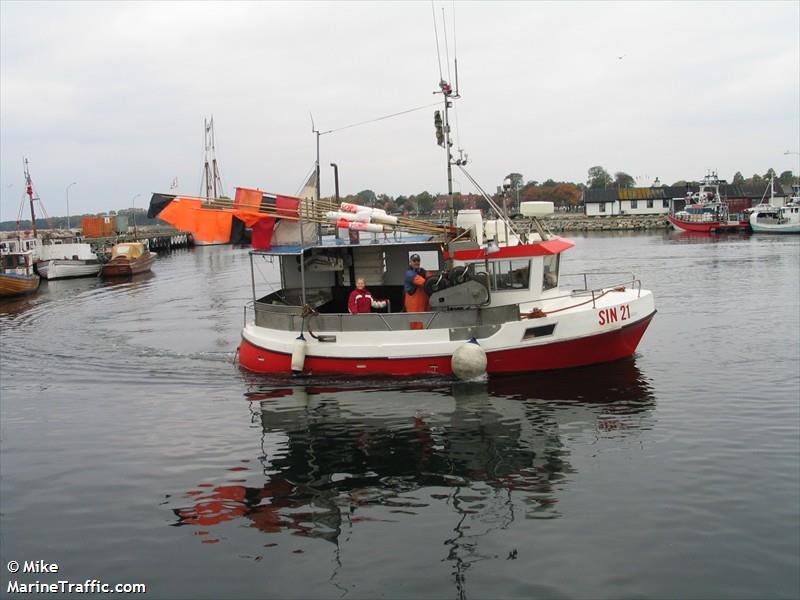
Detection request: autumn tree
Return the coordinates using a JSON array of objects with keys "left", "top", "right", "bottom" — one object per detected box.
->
[
  {"left": 522, "top": 183, "right": 581, "bottom": 208},
  {"left": 779, "top": 171, "right": 795, "bottom": 186},
  {"left": 504, "top": 173, "right": 524, "bottom": 191},
  {"left": 732, "top": 172, "right": 745, "bottom": 185},
  {"left": 587, "top": 166, "right": 612, "bottom": 189},
  {"left": 614, "top": 172, "right": 635, "bottom": 188},
  {"left": 356, "top": 189, "right": 377, "bottom": 207},
  {"left": 409, "top": 191, "right": 435, "bottom": 214}
]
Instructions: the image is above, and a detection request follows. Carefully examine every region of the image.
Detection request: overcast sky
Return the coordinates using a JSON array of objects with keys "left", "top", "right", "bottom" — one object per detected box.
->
[{"left": 1, "top": 1, "right": 798, "bottom": 220}]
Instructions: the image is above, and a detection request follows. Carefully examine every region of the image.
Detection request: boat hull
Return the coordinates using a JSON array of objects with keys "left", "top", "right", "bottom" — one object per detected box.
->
[
  {"left": 239, "top": 311, "right": 655, "bottom": 376},
  {"left": 239, "top": 285, "right": 656, "bottom": 377},
  {"left": 100, "top": 253, "right": 156, "bottom": 278},
  {"left": 749, "top": 223, "right": 800, "bottom": 233},
  {"left": 668, "top": 215, "right": 750, "bottom": 233},
  {"left": 0, "top": 273, "right": 40, "bottom": 297},
  {"left": 749, "top": 211, "right": 800, "bottom": 234},
  {"left": 37, "top": 259, "right": 102, "bottom": 280}
]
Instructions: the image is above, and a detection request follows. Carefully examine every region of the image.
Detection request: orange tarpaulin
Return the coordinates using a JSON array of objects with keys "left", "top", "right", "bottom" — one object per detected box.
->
[
  {"left": 155, "top": 191, "right": 300, "bottom": 247},
  {"left": 157, "top": 197, "right": 234, "bottom": 244}
]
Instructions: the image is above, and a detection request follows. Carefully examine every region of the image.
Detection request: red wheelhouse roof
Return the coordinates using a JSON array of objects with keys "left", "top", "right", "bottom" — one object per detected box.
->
[{"left": 448, "top": 238, "right": 574, "bottom": 261}]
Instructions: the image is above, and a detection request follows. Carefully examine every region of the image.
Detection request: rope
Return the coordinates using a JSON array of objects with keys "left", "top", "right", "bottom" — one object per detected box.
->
[
  {"left": 301, "top": 303, "right": 320, "bottom": 340},
  {"left": 521, "top": 287, "right": 625, "bottom": 319}
]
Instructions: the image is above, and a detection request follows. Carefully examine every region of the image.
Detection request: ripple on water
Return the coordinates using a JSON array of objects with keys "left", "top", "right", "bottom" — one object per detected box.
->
[{"left": 1, "top": 238, "right": 798, "bottom": 600}]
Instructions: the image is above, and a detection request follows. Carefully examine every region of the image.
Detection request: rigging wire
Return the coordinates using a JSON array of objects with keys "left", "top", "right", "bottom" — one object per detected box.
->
[
  {"left": 319, "top": 102, "right": 440, "bottom": 136},
  {"left": 431, "top": 0, "right": 443, "bottom": 82},
  {"left": 442, "top": 8, "right": 452, "bottom": 87},
  {"left": 452, "top": 0, "right": 459, "bottom": 92},
  {"left": 451, "top": 0, "right": 463, "bottom": 151}
]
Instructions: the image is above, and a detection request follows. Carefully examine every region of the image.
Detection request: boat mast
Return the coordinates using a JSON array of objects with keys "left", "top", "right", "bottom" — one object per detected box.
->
[
  {"left": 23, "top": 158, "right": 38, "bottom": 239},
  {"left": 202, "top": 117, "right": 224, "bottom": 199},
  {"left": 770, "top": 174, "right": 774, "bottom": 204},
  {"left": 441, "top": 80, "right": 454, "bottom": 226}
]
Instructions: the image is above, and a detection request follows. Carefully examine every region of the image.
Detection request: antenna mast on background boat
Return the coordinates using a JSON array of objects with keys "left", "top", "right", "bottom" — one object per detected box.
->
[
  {"left": 22, "top": 158, "right": 38, "bottom": 239},
  {"left": 201, "top": 116, "right": 225, "bottom": 199}
]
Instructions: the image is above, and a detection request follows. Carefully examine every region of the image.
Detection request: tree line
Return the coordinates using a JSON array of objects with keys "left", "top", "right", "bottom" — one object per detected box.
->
[
  {"left": 330, "top": 166, "right": 798, "bottom": 215},
  {"left": 0, "top": 208, "right": 157, "bottom": 232},
  {"left": 4, "top": 166, "right": 796, "bottom": 230}
]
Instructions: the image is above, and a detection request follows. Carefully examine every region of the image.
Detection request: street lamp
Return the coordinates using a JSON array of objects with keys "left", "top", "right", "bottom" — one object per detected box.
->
[
  {"left": 66, "top": 182, "right": 77, "bottom": 230},
  {"left": 131, "top": 193, "right": 141, "bottom": 238}
]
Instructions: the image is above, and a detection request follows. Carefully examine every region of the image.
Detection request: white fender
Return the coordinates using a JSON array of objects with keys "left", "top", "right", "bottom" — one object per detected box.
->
[
  {"left": 451, "top": 338, "right": 487, "bottom": 380},
  {"left": 291, "top": 334, "right": 307, "bottom": 373}
]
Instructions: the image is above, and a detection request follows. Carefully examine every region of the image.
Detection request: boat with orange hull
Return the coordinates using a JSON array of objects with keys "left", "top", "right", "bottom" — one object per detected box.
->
[
  {"left": 100, "top": 242, "right": 156, "bottom": 278},
  {"left": 0, "top": 251, "right": 40, "bottom": 298}
]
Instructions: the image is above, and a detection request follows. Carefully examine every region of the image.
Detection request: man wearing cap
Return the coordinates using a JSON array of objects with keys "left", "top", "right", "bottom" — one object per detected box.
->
[{"left": 404, "top": 254, "right": 431, "bottom": 312}]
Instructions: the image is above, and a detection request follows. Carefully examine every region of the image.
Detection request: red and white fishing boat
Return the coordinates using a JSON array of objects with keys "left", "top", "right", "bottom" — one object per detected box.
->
[
  {"left": 235, "top": 204, "right": 655, "bottom": 378},
  {"left": 150, "top": 79, "right": 656, "bottom": 379},
  {"left": 236, "top": 78, "right": 655, "bottom": 378},
  {"left": 668, "top": 172, "right": 750, "bottom": 233}
]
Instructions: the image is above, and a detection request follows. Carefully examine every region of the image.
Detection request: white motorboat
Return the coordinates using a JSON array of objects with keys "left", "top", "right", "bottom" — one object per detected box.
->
[
  {"left": 749, "top": 201, "right": 800, "bottom": 233},
  {"left": 36, "top": 242, "right": 102, "bottom": 279},
  {"left": 748, "top": 177, "right": 800, "bottom": 233}
]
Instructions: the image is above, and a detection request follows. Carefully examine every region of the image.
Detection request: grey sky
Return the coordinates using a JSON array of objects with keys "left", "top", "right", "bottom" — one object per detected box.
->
[{"left": 1, "top": 1, "right": 798, "bottom": 220}]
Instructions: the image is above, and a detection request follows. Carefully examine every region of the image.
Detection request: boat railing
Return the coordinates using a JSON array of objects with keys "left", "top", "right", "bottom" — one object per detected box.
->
[
  {"left": 252, "top": 298, "right": 519, "bottom": 335},
  {"left": 560, "top": 272, "right": 642, "bottom": 306}
]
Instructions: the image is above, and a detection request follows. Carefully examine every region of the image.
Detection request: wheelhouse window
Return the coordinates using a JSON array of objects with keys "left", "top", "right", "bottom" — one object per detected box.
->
[
  {"left": 542, "top": 254, "right": 559, "bottom": 291},
  {"left": 488, "top": 260, "right": 530, "bottom": 291}
]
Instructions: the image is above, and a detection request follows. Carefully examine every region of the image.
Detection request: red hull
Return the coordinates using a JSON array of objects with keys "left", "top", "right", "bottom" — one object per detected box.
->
[
  {"left": 239, "top": 311, "right": 655, "bottom": 376},
  {"left": 668, "top": 215, "right": 749, "bottom": 233}
]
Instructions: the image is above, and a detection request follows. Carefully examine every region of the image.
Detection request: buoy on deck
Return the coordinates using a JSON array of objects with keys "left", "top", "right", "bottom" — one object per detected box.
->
[
  {"left": 291, "top": 333, "right": 307, "bottom": 373},
  {"left": 451, "top": 338, "right": 487, "bottom": 380}
]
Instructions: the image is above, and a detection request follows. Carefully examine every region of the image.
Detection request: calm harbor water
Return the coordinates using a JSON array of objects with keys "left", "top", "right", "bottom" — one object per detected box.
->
[{"left": 1, "top": 231, "right": 798, "bottom": 599}]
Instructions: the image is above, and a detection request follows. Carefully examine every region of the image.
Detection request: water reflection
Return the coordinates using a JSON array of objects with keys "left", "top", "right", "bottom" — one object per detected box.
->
[
  {"left": 667, "top": 230, "right": 752, "bottom": 244},
  {"left": 171, "top": 360, "right": 654, "bottom": 591}
]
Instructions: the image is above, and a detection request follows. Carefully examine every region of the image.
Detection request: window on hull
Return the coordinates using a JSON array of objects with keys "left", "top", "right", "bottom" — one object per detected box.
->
[{"left": 523, "top": 323, "right": 556, "bottom": 339}]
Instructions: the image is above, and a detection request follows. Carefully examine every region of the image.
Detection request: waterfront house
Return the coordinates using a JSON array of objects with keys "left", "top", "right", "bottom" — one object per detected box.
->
[{"left": 583, "top": 182, "right": 789, "bottom": 216}]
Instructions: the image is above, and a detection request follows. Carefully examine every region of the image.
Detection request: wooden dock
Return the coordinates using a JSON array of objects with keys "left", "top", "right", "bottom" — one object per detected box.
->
[{"left": 84, "top": 227, "right": 193, "bottom": 255}]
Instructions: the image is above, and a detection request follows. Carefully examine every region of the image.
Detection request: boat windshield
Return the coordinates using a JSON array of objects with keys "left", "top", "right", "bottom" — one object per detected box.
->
[{"left": 112, "top": 244, "right": 144, "bottom": 259}]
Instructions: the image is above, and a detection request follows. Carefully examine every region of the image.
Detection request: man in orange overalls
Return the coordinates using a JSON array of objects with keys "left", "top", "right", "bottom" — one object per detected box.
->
[{"left": 404, "top": 254, "right": 431, "bottom": 312}]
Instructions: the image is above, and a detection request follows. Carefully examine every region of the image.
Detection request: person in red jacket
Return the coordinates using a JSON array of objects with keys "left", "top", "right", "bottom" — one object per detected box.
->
[{"left": 348, "top": 277, "right": 387, "bottom": 314}]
